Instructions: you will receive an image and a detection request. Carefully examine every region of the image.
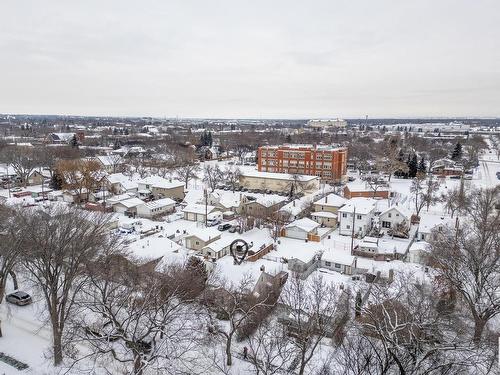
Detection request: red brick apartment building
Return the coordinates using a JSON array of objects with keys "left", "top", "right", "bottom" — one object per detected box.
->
[{"left": 257, "top": 144, "right": 348, "bottom": 182}]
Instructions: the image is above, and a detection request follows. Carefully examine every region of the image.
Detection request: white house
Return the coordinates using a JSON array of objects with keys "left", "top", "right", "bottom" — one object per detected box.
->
[
  {"left": 417, "top": 213, "right": 455, "bottom": 242},
  {"left": 95, "top": 155, "right": 124, "bottom": 173},
  {"left": 379, "top": 206, "right": 411, "bottom": 232},
  {"left": 105, "top": 173, "right": 138, "bottom": 195},
  {"left": 112, "top": 197, "right": 145, "bottom": 216},
  {"left": 282, "top": 218, "right": 320, "bottom": 240},
  {"left": 136, "top": 198, "right": 176, "bottom": 219},
  {"left": 338, "top": 198, "right": 378, "bottom": 237}
]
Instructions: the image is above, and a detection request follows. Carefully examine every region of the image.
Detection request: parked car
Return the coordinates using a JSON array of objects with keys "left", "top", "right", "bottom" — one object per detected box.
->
[
  {"left": 449, "top": 175, "right": 461, "bottom": 180},
  {"left": 218, "top": 223, "right": 232, "bottom": 231},
  {"left": 228, "top": 225, "right": 240, "bottom": 233},
  {"left": 10, "top": 187, "right": 22, "bottom": 192},
  {"left": 6, "top": 291, "right": 32, "bottom": 306}
]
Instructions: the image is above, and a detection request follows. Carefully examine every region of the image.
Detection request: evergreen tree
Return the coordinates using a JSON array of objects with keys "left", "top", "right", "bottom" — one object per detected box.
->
[
  {"left": 285, "top": 134, "right": 292, "bottom": 143},
  {"left": 451, "top": 142, "right": 462, "bottom": 160},
  {"left": 113, "top": 140, "right": 121, "bottom": 150},
  {"left": 49, "top": 170, "right": 64, "bottom": 190},
  {"left": 70, "top": 134, "right": 79, "bottom": 148},
  {"left": 408, "top": 153, "right": 418, "bottom": 178},
  {"left": 207, "top": 131, "right": 213, "bottom": 147},
  {"left": 418, "top": 156, "right": 426, "bottom": 174}
]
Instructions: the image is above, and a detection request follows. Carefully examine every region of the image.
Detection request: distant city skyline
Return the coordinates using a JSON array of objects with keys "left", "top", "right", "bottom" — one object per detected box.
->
[{"left": 1, "top": 0, "right": 499, "bottom": 118}]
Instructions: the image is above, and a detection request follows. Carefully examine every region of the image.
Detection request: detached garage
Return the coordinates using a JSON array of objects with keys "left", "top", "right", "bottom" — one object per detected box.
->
[{"left": 282, "top": 218, "right": 321, "bottom": 240}]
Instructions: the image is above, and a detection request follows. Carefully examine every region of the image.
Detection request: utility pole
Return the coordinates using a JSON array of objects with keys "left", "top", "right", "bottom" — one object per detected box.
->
[
  {"left": 350, "top": 206, "right": 356, "bottom": 255},
  {"left": 204, "top": 187, "right": 208, "bottom": 227}
]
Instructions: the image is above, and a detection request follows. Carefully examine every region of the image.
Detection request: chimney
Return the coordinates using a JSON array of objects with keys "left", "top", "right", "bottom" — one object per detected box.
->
[
  {"left": 325, "top": 195, "right": 328, "bottom": 203},
  {"left": 260, "top": 265, "right": 265, "bottom": 272},
  {"left": 293, "top": 200, "right": 296, "bottom": 207}
]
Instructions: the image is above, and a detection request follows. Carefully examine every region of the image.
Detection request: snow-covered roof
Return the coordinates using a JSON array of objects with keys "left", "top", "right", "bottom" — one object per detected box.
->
[
  {"left": 314, "top": 193, "right": 346, "bottom": 208},
  {"left": 241, "top": 170, "right": 319, "bottom": 182},
  {"left": 274, "top": 238, "right": 324, "bottom": 263},
  {"left": 185, "top": 227, "right": 220, "bottom": 242},
  {"left": 338, "top": 198, "right": 378, "bottom": 215},
  {"left": 202, "top": 237, "right": 235, "bottom": 253},
  {"left": 321, "top": 249, "right": 356, "bottom": 266},
  {"left": 107, "top": 193, "right": 135, "bottom": 204},
  {"left": 311, "top": 211, "right": 337, "bottom": 218},
  {"left": 138, "top": 176, "right": 184, "bottom": 190},
  {"left": 418, "top": 213, "right": 454, "bottom": 234},
  {"left": 379, "top": 205, "right": 412, "bottom": 219},
  {"left": 127, "top": 236, "right": 182, "bottom": 261},
  {"left": 286, "top": 217, "right": 320, "bottom": 233},
  {"left": 116, "top": 197, "right": 145, "bottom": 208},
  {"left": 142, "top": 198, "right": 175, "bottom": 210},
  {"left": 96, "top": 155, "right": 123, "bottom": 166},
  {"left": 182, "top": 204, "right": 217, "bottom": 215},
  {"left": 106, "top": 172, "right": 131, "bottom": 184},
  {"left": 346, "top": 181, "right": 390, "bottom": 193}
]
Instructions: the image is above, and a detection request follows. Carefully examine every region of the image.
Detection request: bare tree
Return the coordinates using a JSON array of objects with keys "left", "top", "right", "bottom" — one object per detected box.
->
[
  {"left": 203, "top": 164, "right": 223, "bottom": 192},
  {"left": 430, "top": 187, "right": 500, "bottom": 344},
  {"left": 410, "top": 174, "right": 440, "bottom": 216},
  {"left": 72, "top": 262, "right": 204, "bottom": 375},
  {"left": 0, "top": 205, "right": 24, "bottom": 338},
  {"left": 279, "top": 274, "right": 347, "bottom": 375},
  {"left": 19, "top": 207, "right": 118, "bottom": 366},
  {"left": 175, "top": 162, "right": 200, "bottom": 188},
  {"left": 246, "top": 318, "right": 296, "bottom": 375},
  {"left": 202, "top": 275, "right": 277, "bottom": 366},
  {"left": 0, "top": 146, "right": 40, "bottom": 187},
  {"left": 223, "top": 166, "right": 241, "bottom": 192},
  {"left": 357, "top": 275, "right": 482, "bottom": 374},
  {"left": 58, "top": 158, "right": 105, "bottom": 202},
  {"left": 440, "top": 178, "right": 470, "bottom": 218}
]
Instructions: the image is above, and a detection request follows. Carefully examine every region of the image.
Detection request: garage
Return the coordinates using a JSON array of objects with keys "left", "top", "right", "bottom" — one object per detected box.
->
[{"left": 285, "top": 226, "right": 308, "bottom": 240}]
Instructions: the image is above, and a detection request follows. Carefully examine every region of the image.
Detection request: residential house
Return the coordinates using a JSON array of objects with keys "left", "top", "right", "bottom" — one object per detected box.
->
[
  {"left": 431, "top": 158, "right": 464, "bottom": 176},
  {"left": 378, "top": 206, "right": 411, "bottom": 233},
  {"left": 417, "top": 213, "right": 455, "bottom": 242},
  {"left": 136, "top": 198, "right": 176, "bottom": 219},
  {"left": 137, "top": 176, "right": 185, "bottom": 200},
  {"left": 95, "top": 155, "right": 125, "bottom": 174},
  {"left": 311, "top": 193, "right": 346, "bottom": 226},
  {"left": 241, "top": 195, "right": 287, "bottom": 218},
  {"left": 112, "top": 197, "right": 145, "bottom": 217},
  {"left": 338, "top": 198, "right": 378, "bottom": 237},
  {"left": 105, "top": 173, "right": 138, "bottom": 195},
  {"left": 28, "top": 169, "right": 51, "bottom": 185},
  {"left": 184, "top": 228, "right": 221, "bottom": 251}
]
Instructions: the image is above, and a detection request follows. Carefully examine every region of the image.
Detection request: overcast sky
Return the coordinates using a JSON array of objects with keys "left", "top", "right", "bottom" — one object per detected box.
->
[{"left": 1, "top": 0, "right": 499, "bottom": 118}]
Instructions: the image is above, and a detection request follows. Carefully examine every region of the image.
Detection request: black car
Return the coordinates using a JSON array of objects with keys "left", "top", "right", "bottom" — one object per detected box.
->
[
  {"left": 218, "top": 223, "right": 232, "bottom": 231},
  {"left": 6, "top": 291, "right": 32, "bottom": 306}
]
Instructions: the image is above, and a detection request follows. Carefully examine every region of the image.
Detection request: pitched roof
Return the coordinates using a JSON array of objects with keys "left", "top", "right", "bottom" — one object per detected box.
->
[
  {"left": 286, "top": 217, "right": 320, "bottom": 232},
  {"left": 314, "top": 193, "right": 346, "bottom": 207},
  {"left": 138, "top": 176, "right": 184, "bottom": 189},
  {"left": 338, "top": 198, "right": 378, "bottom": 215},
  {"left": 142, "top": 198, "right": 176, "bottom": 210}
]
